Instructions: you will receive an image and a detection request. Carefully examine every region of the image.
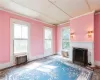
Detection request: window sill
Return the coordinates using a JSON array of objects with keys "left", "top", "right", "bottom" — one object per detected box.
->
[
  {"left": 14, "top": 53, "right": 27, "bottom": 57},
  {"left": 62, "top": 48, "right": 70, "bottom": 51}
]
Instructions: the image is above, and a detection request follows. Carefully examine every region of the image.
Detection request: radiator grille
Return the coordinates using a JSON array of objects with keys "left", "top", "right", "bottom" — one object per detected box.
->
[{"left": 16, "top": 55, "right": 27, "bottom": 65}]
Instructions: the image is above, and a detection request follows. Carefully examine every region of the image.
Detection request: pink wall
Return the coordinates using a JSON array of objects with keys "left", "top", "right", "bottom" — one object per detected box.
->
[
  {"left": 70, "top": 12, "right": 94, "bottom": 42},
  {"left": 0, "top": 10, "right": 57, "bottom": 63},
  {"left": 94, "top": 14, "right": 100, "bottom": 61},
  {"left": 57, "top": 12, "right": 94, "bottom": 55},
  {"left": 57, "top": 23, "right": 70, "bottom": 52},
  {"left": 0, "top": 10, "right": 10, "bottom": 63}
]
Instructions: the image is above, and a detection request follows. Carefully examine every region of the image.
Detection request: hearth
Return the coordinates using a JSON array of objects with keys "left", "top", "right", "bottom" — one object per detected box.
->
[{"left": 73, "top": 47, "right": 88, "bottom": 66}]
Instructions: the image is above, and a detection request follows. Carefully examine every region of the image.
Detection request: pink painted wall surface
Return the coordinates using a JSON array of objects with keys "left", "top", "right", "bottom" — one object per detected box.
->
[
  {"left": 94, "top": 14, "right": 100, "bottom": 61},
  {"left": 0, "top": 10, "right": 10, "bottom": 63},
  {"left": 57, "top": 23, "right": 70, "bottom": 52},
  {"left": 70, "top": 12, "right": 94, "bottom": 42},
  {"left": 57, "top": 12, "right": 94, "bottom": 53},
  {"left": 0, "top": 10, "right": 57, "bottom": 63}
]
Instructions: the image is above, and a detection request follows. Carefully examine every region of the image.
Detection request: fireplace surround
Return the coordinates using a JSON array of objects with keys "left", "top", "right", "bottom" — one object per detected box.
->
[{"left": 73, "top": 47, "right": 88, "bottom": 66}]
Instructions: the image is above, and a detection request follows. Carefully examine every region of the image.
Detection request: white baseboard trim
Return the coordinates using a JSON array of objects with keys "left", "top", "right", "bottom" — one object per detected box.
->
[
  {"left": 95, "top": 61, "right": 100, "bottom": 66},
  {"left": 0, "top": 55, "right": 44, "bottom": 70},
  {"left": 0, "top": 53, "right": 56, "bottom": 70},
  {"left": 28, "top": 54, "right": 44, "bottom": 61},
  {"left": 0, "top": 62, "right": 14, "bottom": 70},
  {"left": 28, "top": 56, "right": 37, "bottom": 61}
]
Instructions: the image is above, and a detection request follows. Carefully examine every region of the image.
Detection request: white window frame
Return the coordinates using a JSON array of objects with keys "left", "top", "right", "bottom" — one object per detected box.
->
[
  {"left": 10, "top": 18, "right": 30, "bottom": 62},
  {"left": 61, "top": 27, "right": 70, "bottom": 50},
  {"left": 44, "top": 27, "right": 53, "bottom": 57}
]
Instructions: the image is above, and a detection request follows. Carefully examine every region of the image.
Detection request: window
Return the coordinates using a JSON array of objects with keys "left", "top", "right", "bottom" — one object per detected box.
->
[
  {"left": 62, "top": 28, "right": 70, "bottom": 49},
  {"left": 13, "top": 23, "right": 28, "bottom": 54},
  {"left": 44, "top": 28, "right": 52, "bottom": 50}
]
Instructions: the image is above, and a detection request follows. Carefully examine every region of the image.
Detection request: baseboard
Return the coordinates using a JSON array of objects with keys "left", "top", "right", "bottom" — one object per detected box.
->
[
  {"left": 0, "top": 54, "right": 44, "bottom": 70},
  {"left": 0, "top": 62, "right": 14, "bottom": 70},
  {"left": 95, "top": 61, "right": 100, "bottom": 66},
  {"left": 0, "top": 53, "right": 56, "bottom": 70},
  {"left": 28, "top": 54, "right": 44, "bottom": 61},
  {"left": 57, "top": 52, "right": 61, "bottom": 55}
]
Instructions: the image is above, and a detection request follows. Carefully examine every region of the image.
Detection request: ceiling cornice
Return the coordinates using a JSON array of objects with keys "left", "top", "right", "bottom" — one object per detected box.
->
[
  {"left": 0, "top": 7, "right": 56, "bottom": 26},
  {"left": 57, "top": 21, "right": 70, "bottom": 26},
  {"left": 11, "top": 0, "right": 61, "bottom": 23},
  {"left": 70, "top": 11, "right": 95, "bottom": 20},
  {"left": 57, "top": 11, "right": 95, "bottom": 26}
]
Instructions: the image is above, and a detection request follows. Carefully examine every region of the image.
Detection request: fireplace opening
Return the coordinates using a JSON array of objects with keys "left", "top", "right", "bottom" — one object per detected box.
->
[{"left": 73, "top": 47, "right": 88, "bottom": 66}]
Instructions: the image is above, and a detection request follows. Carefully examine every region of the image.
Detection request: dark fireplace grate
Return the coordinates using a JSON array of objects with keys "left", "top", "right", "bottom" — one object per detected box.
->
[{"left": 73, "top": 47, "right": 88, "bottom": 66}]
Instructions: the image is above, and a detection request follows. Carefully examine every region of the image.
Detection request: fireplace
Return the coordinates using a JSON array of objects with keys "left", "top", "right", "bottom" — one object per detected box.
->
[{"left": 73, "top": 47, "right": 88, "bottom": 66}]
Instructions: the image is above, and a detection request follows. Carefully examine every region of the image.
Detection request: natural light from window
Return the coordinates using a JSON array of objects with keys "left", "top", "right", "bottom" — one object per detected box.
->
[
  {"left": 44, "top": 28, "right": 52, "bottom": 50},
  {"left": 14, "top": 23, "right": 28, "bottom": 54},
  {"left": 62, "top": 28, "right": 70, "bottom": 49}
]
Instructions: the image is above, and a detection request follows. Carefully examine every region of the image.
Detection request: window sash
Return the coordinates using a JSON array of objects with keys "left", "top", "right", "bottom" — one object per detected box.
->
[
  {"left": 13, "top": 23, "right": 29, "bottom": 54},
  {"left": 44, "top": 40, "right": 52, "bottom": 50},
  {"left": 62, "top": 28, "right": 70, "bottom": 40},
  {"left": 62, "top": 28, "right": 70, "bottom": 49},
  {"left": 44, "top": 39, "right": 52, "bottom": 40},
  {"left": 14, "top": 23, "right": 28, "bottom": 39},
  {"left": 62, "top": 40, "right": 70, "bottom": 49},
  {"left": 44, "top": 28, "right": 52, "bottom": 50},
  {"left": 62, "top": 40, "right": 70, "bottom": 42},
  {"left": 14, "top": 38, "right": 28, "bottom": 40},
  {"left": 21, "top": 25, "right": 28, "bottom": 39},
  {"left": 14, "top": 39, "right": 28, "bottom": 54},
  {"left": 44, "top": 28, "right": 52, "bottom": 39},
  {"left": 62, "top": 39, "right": 69, "bottom": 41}
]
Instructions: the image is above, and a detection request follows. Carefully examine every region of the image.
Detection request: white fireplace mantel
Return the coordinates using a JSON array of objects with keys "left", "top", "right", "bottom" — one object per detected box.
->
[{"left": 69, "top": 42, "right": 94, "bottom": 66}]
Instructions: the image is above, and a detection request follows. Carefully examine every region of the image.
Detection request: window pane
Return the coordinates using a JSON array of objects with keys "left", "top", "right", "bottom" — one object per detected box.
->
[
  {"left": 45, "top": 40, "right": 52, "bottom": 49},
  {"left": 22, "top": 25, "right": 28, "bottom": 39},
  {"left": 62, "top": 41, "right": 70, "bottom": 49},
  {"left": 14, "top": 40, "right": 28, "bottom": 53},
  {"left": 45, "top": 28, "right": 52, "bottom": 39},
  {"left": 14, "top": 24, "right": 21, "bottom": 38},
  {"left": 62, "top": 28, "right": 70, "bottom": 40}
]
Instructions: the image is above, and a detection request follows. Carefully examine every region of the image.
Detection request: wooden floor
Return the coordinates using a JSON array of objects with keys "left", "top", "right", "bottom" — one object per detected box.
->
[
  {"left": 0, "top": 55, "right": 100, "bottom": 80},
  {"left": 91, "top": 70, "right": 100, "bottom": 80}
]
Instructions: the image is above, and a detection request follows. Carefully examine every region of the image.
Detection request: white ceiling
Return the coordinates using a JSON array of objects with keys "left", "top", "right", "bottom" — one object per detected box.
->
[{"left": 0, "top": 0, "right": 100, "bottom": 25}]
